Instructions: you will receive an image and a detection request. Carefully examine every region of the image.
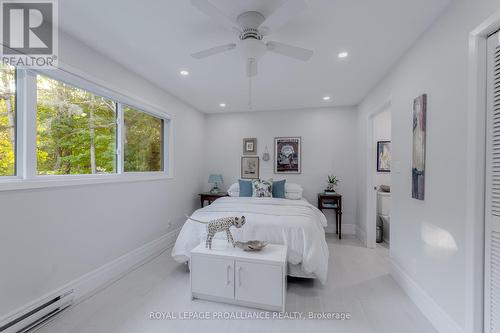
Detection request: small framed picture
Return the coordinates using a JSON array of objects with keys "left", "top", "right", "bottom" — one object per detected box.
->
[
  {"left": 241, "top": 156, "right": 259, "bottom": 179},
  {"left": 243, "top": 138, "right": 257, "bottom": 155},
  {"left": 274, "top": 137, "right": 301, "bottom": 174},
  {"left": 377, "top": 141, "right": 391, "bottom": 172}
]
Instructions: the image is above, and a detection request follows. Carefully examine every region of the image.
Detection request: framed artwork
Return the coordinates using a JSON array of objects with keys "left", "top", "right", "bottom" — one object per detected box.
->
[
  {"left": 241, "top": 156, "right": 259, "bottom": 179},
  {"left": 243, "top": 138, "right": 257, "bottom": 155},
  {"left": 377, "top": 141, "right": 391, "bottom": 172},
  {"left": 274, "top": 137, "right": 301, "bottom": 174},
  {"left": 412, "top": 94, "right": 427, "bottom": 200}
]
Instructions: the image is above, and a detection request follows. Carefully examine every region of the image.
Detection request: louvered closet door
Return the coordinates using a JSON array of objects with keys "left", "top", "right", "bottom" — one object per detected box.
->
[{"left": 486, "top": 31, "right": 500, "bottom": 333}]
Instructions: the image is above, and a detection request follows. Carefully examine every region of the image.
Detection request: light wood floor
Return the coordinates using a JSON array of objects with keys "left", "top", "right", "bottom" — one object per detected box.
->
[{"left": 36, "top": 236, "right": 437, "bottom": 333}]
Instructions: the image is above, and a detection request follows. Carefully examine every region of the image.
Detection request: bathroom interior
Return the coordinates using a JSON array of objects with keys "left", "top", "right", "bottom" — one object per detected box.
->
[{"left": 373, "top": 109, "right": 391, "bottom": 247}]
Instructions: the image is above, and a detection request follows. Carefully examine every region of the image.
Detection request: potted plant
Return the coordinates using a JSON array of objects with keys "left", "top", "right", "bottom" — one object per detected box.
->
[{"left": 325, "top": 175, "right": 340, "bottom": 194}]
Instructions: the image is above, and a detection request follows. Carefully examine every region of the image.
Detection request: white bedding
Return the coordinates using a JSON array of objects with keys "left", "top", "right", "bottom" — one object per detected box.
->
[{"left": 171, "top": 197, "right": 329, "bottom": 284}]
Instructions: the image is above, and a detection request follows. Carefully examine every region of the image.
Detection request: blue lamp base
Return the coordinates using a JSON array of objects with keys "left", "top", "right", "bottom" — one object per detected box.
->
[{"left": 210, "top": 184, "right": 220, "bottom": 193}]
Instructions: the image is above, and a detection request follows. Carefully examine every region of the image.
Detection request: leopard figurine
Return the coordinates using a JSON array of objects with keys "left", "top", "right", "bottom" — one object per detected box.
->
[{"left": 186, "top": 215, "right": 246, "bottom": 249}]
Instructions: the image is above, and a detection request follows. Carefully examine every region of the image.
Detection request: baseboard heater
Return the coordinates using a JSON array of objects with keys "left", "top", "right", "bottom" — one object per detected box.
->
[{"left": 0, "top": 290, "right": 73, "bottom": 333}]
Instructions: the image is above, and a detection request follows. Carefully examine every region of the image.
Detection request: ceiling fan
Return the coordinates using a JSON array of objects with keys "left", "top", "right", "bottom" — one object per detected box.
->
[{"left": 190, "top": 0, "right": 313, "bottom": 78}]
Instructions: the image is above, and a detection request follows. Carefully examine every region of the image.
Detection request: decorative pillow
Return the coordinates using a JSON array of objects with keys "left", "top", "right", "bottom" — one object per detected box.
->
[
  {"left": 272, "top": 179, "right": 286, "bottom": 198},
  {"left": 252, "top": 179, "right": 273, "bottom": 197},
  {"left": 238, "top": 179, "right": 253, "bottom": 197}
]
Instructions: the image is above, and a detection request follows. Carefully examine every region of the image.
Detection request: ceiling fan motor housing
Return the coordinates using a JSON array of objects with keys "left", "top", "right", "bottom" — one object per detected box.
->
[{"left": 237, "top": 11, "right": 265, "bottom": 40}]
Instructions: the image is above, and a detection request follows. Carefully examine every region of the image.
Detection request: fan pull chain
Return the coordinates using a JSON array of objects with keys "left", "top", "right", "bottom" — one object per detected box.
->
[{"left": 248, "top": 76, "right": 253, "bottom": 109}]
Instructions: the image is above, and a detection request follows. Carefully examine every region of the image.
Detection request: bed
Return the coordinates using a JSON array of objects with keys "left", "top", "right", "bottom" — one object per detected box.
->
[{"left": 171, "top": 196, "right": 329, "bottom": 284}]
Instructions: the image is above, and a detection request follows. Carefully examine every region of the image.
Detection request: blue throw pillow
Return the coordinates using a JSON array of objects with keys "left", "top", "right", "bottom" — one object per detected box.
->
[
  {"left": 239, "top": 179, "right": 253, "bottom": 197},
  {"left": 272, "top": 179, "right": 286, "bottom": 198}
]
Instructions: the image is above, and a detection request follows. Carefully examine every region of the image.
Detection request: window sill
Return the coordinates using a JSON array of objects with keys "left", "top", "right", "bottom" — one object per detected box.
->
[{"left": 0, "top": 173, "right": 173, "bottom": 192}]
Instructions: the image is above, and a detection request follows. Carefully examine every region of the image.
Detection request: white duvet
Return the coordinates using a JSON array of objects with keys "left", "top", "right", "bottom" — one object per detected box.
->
[{"left": 171, "top": 197, "right": 329, "bottom": 284}]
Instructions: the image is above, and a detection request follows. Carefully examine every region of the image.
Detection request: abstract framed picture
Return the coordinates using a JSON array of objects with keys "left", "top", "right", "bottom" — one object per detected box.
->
[
  {"left": 241, "top": 156, "right": 259, "bottom": 179},
  {"left": 412, "top": 94, "right": 427, "bottom": 200},
  {"left": 377, "top": 141, "right": 391, "bottom": 172},
  {"left": 274, "top": 137, "right": 301, "bottom": 174},
  {"left": 243, "top": 138, "right": 257, "bottom": 155}
]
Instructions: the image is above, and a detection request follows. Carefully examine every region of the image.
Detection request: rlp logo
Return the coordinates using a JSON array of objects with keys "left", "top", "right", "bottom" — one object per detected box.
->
[{"left": 1, "top": 1, "right": 54, "bottom": 54}]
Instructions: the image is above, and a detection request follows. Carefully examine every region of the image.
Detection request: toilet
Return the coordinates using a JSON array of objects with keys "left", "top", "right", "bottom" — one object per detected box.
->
[{"left": 377, "top": 190, "right": 391, "bottom": 244}]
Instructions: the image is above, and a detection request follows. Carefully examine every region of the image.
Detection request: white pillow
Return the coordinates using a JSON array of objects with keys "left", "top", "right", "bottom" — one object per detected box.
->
[
  {"left": 228, "top": 182, "right": 239, "bottom": 196},
  {"left": 285, "top": 191, "right": 303, "bottom": 200},
  {"left": 285, "top": 183, "right": 303, "bottom": 193},
  {"left": 228, "top": 190, "right": 239, "bottom": 197}
]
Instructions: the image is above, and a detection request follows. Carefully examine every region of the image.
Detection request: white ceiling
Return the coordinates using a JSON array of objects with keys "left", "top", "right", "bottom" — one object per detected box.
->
[{"left": 59, "top": 0, "right": 452, "bottom": 113}]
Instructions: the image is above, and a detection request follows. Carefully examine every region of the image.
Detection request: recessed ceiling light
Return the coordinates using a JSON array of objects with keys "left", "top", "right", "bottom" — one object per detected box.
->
[
  {"left": 219, "top": 103, "right": 226, "bottom": 108},
  {"left": 338, "top": 51, "right": 349, "bottom": 59},
  {"left": 323, "top": 96, "right": 331, "bottom": 101},
  {"left": 180, "top": 70, "right": 189, "bottom": 76}
]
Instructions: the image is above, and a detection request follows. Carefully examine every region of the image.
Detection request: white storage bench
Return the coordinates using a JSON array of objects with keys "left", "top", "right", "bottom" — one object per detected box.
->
[{"left": 190, "top": 239, "right": 287, "bottom": 312}]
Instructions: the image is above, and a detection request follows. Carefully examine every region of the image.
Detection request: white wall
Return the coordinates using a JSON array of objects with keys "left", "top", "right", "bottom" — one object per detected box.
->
[
  {"left": 357, "top": 0, "right": 500, "bottom": 329},
  {"left": 204, "top": 107, "right": 358, "bottom": 234},
  {"left": 373, "top": 109, "right": 392, "bottom": 186},
  {"left": 0, "top": 32, "right": 206, "bottom": 317}
]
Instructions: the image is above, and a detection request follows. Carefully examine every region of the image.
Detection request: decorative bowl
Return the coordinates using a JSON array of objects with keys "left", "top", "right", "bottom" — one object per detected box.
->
[{"left": 234, "top": 240, "right": 268, "bottom": 251}]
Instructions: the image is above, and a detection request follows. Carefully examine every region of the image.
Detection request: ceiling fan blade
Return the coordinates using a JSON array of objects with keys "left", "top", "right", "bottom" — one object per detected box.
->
[
  {"left": 259, "top": 0, "right": 307, "bottom": 35},
  {"left": 266, "top": 41, "right": 313, "bottom": 61},
  {"left": 191, "top": 43, "right": 237, "bottom": 59},
  {"left": 190, "top": 0, "right": 241, "bottom": 34},
  {"left": 247, "top": 58, "right": 258, "bottom": 77}
]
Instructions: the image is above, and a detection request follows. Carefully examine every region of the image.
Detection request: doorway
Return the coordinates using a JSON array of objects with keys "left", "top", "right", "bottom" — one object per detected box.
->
[
  {"left": 373, "top": 110, "right": 391, "bottom": 248},
  {"left": 365, "top": 102, "right": 391, "bottom": 249}
]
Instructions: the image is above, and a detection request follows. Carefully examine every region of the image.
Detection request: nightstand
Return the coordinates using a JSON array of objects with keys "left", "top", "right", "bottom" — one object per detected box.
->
[
  {"left": 318, "top": 193, "right": 343, "bottom": 239},
  {"left": 199, "top": 192, "right": 229, "bottom": 207}
]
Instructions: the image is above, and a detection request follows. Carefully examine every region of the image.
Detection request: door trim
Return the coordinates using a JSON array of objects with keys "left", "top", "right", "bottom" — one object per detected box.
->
[{"left": 466, "top": 9, "right": 500, "bottom": 333}]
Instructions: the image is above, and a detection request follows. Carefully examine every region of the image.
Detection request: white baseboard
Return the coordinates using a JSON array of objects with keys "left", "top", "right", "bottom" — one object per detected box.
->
[
  {"left": 390, "top": 259, "right": 464, "bottom": 333},
  {"left": 0, "top": 228, "right": 180, "bottom": 325},
  {"left": 356, "top": 225, "right": 367, "bottom": 246},
  {"left": 325, "top": 223, "right": 356, "bottom": 235}
]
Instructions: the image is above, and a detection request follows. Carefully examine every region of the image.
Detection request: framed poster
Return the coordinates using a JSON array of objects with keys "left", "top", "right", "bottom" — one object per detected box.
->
[
  {"left": 243, "top": 138, "right": 257, "bottom": 155},
  {"left": 412, "top": 94, "right": 427, "bottom": 200},
  {"left": 377, "top": 141, "right": 391, "bottom": 172},
  {"left": 241, "top": 156, "right": 259, "bottom": 179},
  {"left": 274, "top": 137, "right": 301, "bottom": 174}
]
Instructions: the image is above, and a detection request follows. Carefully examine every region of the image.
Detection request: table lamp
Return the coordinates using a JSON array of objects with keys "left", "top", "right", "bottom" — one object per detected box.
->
[{"left": 208, "top": 174, "right": 223, "bottom": 193}]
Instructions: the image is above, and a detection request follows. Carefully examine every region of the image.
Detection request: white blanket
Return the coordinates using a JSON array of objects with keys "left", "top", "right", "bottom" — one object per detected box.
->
[{"left": 171, "top": 197, "right": 329, "bottom": 284}]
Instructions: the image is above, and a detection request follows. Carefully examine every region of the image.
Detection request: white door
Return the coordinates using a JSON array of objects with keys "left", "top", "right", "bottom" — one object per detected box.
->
[
  {"left": 191, "top": 256, "right": 234, "bottom": 299},
  {"left": 485, "top": 31, "right": 500, "bottom": 333},
  {"left": 234, "top": 261, "right": 283, "bottom": 306}
]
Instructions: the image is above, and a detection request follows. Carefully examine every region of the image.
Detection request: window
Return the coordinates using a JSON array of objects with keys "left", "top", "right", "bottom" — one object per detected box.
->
[
  {"left": 0, "top": 68, "right": 171, "bottom": 190},
  {"left": 123, "top": 105, "right": 163, "bottom": 172},
  {"left": 0, "top": 64, "right": 16, "bottom": 176},
  {"left": 36, "top": 75, "right": 117, "bottom": 175}
]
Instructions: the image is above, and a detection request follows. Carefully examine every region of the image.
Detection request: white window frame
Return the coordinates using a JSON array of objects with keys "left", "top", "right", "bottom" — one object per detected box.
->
[{"left": 0, "top": 67, "right": 173, "bottom": 191}]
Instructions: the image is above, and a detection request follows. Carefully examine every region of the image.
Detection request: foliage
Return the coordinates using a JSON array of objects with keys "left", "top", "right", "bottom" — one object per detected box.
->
[
  {"left": 123, "top": 106, "right": 163, "bottom": 172},
  {"left": 327, "top": 175, "right": 340, "bottom": 185},
  {"left": 0, "top": 69, "right": 163, "bottom": 177},
  {"left": 36, "top": 75, "right": 116, "bottom": 175},
  {"left": 0, "top": 64, "right": 15, "bottom": 176}
]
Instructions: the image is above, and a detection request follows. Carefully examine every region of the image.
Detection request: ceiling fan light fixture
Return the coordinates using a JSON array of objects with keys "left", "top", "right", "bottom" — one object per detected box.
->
[
  {"left": 219, "top": 103, "right": 227, "bottom": 108},
  {"left": 323, "top": 96, "right": 331, "bottom": 101},
  {"left": 180, "top": 69, "right": 189, "bottom": 76},
  {"left": 238, "top": 38, "right": 267, "bottom": 62}
]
